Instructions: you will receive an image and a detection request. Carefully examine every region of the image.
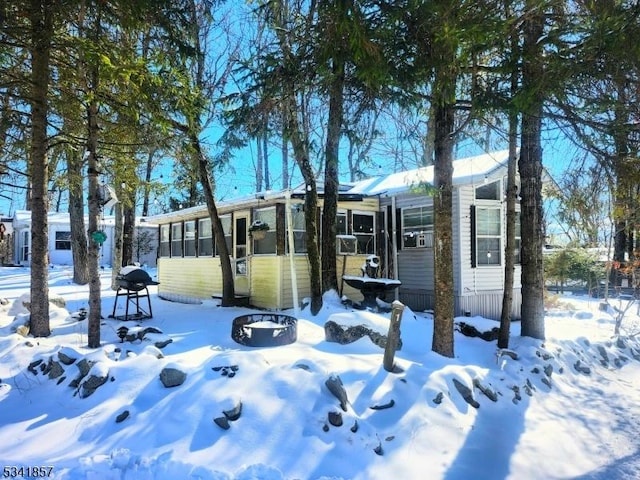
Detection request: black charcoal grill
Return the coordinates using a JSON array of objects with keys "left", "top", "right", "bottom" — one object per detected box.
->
[{"left": 110, "top": 267, "right": 159, "bottom": 321}]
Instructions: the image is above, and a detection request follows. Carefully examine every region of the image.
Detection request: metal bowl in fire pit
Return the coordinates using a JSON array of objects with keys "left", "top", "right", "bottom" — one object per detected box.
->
[{"left": 232, "top": 313, "right": 297, "bottom": 347}]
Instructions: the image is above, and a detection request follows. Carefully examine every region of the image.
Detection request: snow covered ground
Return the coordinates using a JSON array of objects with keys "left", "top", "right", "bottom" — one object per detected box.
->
[{"left": 0, "top": 265, "right": 638, "bottom": 480}]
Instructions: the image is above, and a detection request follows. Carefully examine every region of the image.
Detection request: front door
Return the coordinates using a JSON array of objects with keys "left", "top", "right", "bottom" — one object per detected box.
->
[{"left": 234, "top": 215, "right": 249, "bottom": 294}]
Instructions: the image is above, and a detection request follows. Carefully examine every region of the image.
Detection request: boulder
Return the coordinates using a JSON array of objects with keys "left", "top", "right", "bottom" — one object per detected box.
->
[
  {"left": 159, "top": 367, "right": 187, "bottom": 388},
  {"left": 79, "top": 363, "right": 109, "bottom": 398},
  {"left": 324, "top": 320, "right": 401, "bottom": 350}
]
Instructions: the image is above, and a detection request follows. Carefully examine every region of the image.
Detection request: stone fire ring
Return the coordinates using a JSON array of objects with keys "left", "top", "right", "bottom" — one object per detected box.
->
[{"left": 232, "top": 313, "right": 297, "bottom": 347}]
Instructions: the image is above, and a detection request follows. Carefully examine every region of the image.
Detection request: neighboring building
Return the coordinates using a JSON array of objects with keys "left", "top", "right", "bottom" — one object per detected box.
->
[
  {"left": 150, "top": 150, "right": 526, "bottom": 320},
  {"left": 11, "top": 211, "right": 158, "bottom": 267}
]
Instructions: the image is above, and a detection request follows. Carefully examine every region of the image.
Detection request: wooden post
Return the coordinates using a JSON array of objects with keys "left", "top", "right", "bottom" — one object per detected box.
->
[{"left": 383, "top": 300, "right": 405, "bottom": 372}]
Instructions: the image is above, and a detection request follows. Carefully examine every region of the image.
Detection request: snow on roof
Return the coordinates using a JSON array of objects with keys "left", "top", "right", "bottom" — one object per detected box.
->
[
  {"left": 348, "top": 150, "right": 510, "bottom": 196},
  {"left": 12, "top": 210, "right": 154, "bottom": 228}
]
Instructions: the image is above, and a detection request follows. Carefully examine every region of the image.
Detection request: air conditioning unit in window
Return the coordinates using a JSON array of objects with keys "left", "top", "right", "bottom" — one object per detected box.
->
[
  {"left": 417, "top": 232, "right": 432, "bottom": 248},
  {"left": 337, "top": 235, "right": 358, "bottom": 255}
]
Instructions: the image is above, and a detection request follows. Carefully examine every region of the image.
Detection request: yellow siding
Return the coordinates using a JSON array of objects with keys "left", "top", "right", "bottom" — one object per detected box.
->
[
  {"left": 157, "top": 257, "right": 223, "bottom": 300},
  {"left": 249, "top": 256, "right": 281, "bottom": 309},
  {"left": 280, "top": 256, "right": 311, "bottom": 309}
]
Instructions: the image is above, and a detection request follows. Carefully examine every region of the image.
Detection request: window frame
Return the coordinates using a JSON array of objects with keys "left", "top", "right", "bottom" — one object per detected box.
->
[
  {"left": 54, "top": 231, "right": 72, "bottom": 251},
  {"left": 253, "top": 207, "right": 277, "bottom": 255},
  {"left": 401, "top": 205, "right": 433, "bottom": 249},
  {"left": 159, "top": 224, "right": 170, "bottom": 257},
  {"left": 171, "top": 223, "right": 183, "bottom": 257},
  {"left": 197, "top": 217, "right": 213, "bottom": 257},
  {"left": 475, "top": 206, "right": 502, "bottom": 267},
  {"left": 184, "top": 220, "right": 196, "bottom": 257},
  {"left": 352, "top": 211, "right": 375, "bottom": 255}
]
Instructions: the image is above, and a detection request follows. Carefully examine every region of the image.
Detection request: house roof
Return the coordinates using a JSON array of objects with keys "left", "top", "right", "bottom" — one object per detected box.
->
[
  {"left": 348, "top": 150, "right": 511, "bottom": 196},
  {"left": 146, "top": 150, "right": 520, "bottom": 223},
  {"left": 12, "top": 210, "right": 154, "bottom": 229}
]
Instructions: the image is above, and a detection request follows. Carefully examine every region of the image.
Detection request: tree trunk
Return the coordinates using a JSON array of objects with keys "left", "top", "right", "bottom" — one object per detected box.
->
[
  {"left": 86, "top": 10, "right": 103, "bottom": 349},
  {"left": 141, "top": 148, "right": 155, "bottom": 217},
  {"left": 192, "top": 133, "right": 236, "bottom": 306},
  {"left": 321, "top": 57, "right": 344, "bottom": 294},
  {"left": 499, "top": 11, "right": 519, "bottom": 349},
  {"left": 28, "top": 0, "right": 53, "bottom": 337},
  {"left": 68, "top": 150, "right": 89, "bottom": 285},
  {"left": 499, "top": 107, "right": 519, "bottom": 349},
  {"left": 111, "top": 198, "right": 123, "bottom": 290},
  {"left": 284, "top": 92, "right": 322, "bottom": 314},
  {"left": 122, "top": 198, "right": 135, "bottom": 266},
  {"left": 519, "top": 0, "right": 546, "bottom": 340},
  {"left": 431, "top": 98, "right": 455, "bottom": 358}
]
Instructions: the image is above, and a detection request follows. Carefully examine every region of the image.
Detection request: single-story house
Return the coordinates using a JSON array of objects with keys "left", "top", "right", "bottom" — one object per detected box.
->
[
  {"left": 11, "top": 210, "right": 158, "bottom": 267},
  {"left": 149, "top": 150, "right": 526, "bottom": 320},
  {"left": 148, "top": 187, "right": 381, "bottom": 307}
]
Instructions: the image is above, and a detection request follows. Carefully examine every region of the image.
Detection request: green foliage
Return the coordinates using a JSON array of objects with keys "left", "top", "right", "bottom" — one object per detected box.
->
[{"left": 544, "top": 248, "right": 606, "bottom": 291}]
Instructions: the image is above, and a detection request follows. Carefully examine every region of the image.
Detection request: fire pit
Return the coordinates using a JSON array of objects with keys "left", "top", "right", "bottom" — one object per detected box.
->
[
  {"left": 232, "top": 313, "right": 297, "bottom": 347},
  {"left": 110, "top": 266, "right": 159, "bottom": 321}
]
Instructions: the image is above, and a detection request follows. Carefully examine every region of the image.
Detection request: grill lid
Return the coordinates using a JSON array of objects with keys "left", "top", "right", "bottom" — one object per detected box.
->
[{"left": 117, "top": 266, "right": 159, "bottom": 285}]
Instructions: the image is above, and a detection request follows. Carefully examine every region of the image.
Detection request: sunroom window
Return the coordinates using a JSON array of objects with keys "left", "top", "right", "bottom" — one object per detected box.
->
[
  {"left": 171, "top": 223, "right": 183, "bottom": 257},
  {"left": 287, "top": 206, "right": 307, "bottom": 253},
  {"left": 253, "top": 207, "right": 277, "bottom": 254},
  {"left": 184, "top": 220, "right": 196, "bottom": 257},
  {"left": 159, "top": 224, "right": 170, "bottom": 257},
  {"left": 198, "top": 218, "right": 213, "bottom": 256},
  {"left": 215, "top": 215, "right": 232, "bottom": 256}
]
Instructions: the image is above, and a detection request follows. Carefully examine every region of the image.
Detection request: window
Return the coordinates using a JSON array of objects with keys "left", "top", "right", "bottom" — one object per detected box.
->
[
  {"left": 198, "top": 218, "right": 213, "bottom": 256},
  {"left": 476, "top": 207, "right": 501, "bottom": 266},
  {"left": 21, "top": 230, "right": 29, "bottom": 262},
  {"left": 336, "top": 212, "right": 347, "bottom": 235},
  {"left": 215, "top": 216, "right": 232, "bottom": 255},
  {"left": 171, "top": 223, "right": 183, "bottom": 257},
  {"left": 55, "top": 231, "right": 71, "bottom": 250},
  {"left": 184, "top": 220, "right": 196, "bottom": 257},
  {"left": 235, "top": 217, "right": 247, "bottom": 275},
  {"left": 402, "top": 206, "right": 433, "bottom": 248},
  {"left": 253, "top": 208, "right": 277, "bottom": 255},
  {"left": 159, "top": 225, "right": 170, "bottom": 257},
  {"left": 475, "top": 180, "right": 501, "bottom": 200},
  {"left": 353, "top": 213, "right": 375, "bottom": 254},
  {"left": 289, "top": 206, "right": 307, "bottom": 253}
]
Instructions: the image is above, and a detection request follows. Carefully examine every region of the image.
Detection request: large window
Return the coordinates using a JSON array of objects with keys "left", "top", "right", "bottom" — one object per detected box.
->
[
  {"left": 215, "top": 216, "right": 233, "bottom": 255},
  {"left": 353, "top": 212, "right": 375, "bottom": 254},
  {"left": 184, "top": 220, "right": 196, "bottom": 257},
  {"left": 476, "top": 207, "right": 501, "bottom": 266},
  {"left": 55, "top": 231, "right": 71, "bottom": 250},
  {"left": 289, "top": 206, "right": 307, "bottom": 253},
  {"left": 253, "top": 208, "right": 277, "bottom": 255},
  {"left": 159, "top": 225, "right": 170, "bottom": 257},
  {"left": 402, "top": 206, "right": 433, "bottom": 248},
  {"left": 171, "top": 223, "right": 183, "bottom": 257},
  {"left": 198, "top": 218, "right": 213, "bottom": 256}
]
